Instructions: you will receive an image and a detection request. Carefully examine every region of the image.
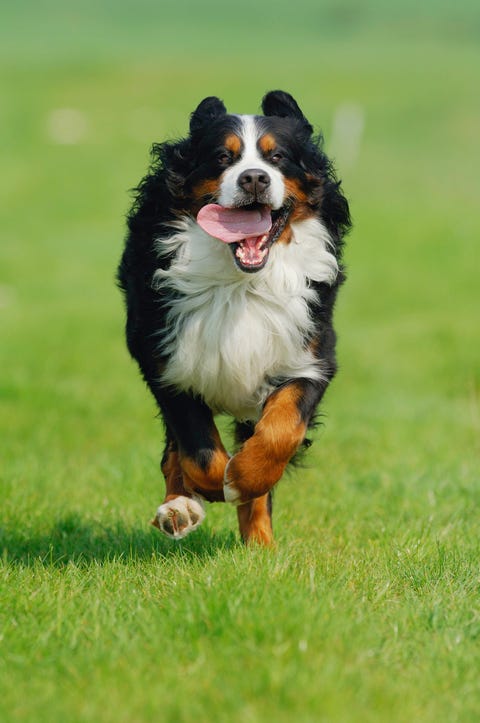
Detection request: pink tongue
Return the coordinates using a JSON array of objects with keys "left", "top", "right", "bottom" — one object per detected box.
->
[{"left": 197, "top": 203, "right": 272, "bottom": 244}]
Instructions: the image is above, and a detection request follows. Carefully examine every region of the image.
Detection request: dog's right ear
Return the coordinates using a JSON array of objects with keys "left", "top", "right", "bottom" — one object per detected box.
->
[{"left": 190, "top": 96, "right": 227, "bottom": 134}]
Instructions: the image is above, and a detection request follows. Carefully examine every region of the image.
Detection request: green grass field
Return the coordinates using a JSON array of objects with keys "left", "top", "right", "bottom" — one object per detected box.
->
[{"left": 1, "top": 1, "right": 479, "bottom": 720}]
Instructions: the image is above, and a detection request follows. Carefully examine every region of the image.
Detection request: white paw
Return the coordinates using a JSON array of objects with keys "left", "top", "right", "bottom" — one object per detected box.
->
[
  {"left": 151, "top": 496, "right": 205, "bottom": 539},
  {"left": 223, "top": 459, "right": 242, "bottom": 505}
]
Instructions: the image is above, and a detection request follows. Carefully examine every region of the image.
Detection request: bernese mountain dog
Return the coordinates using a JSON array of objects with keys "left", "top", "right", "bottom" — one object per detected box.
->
[{"left": 117, "top": 90, "right": 350, "bottom": 545}]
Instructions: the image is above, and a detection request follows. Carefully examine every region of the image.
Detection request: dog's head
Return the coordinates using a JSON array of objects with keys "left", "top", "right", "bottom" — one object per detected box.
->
[{"left": 161, "top": 90, "right": 350, "bottom": 273}]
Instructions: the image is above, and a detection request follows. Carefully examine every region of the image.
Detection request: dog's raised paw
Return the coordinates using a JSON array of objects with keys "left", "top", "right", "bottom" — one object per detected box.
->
[{"left": 151, "top": 496, "right": 205, "bottom": 539}]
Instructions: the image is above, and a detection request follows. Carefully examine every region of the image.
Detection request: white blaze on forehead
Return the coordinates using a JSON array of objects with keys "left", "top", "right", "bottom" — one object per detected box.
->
[
  {"left": 239, "top": 114, "right": 261, "bottom": 164},
  {"left": 217, "top": 115, "right": 285, "bottom": 209}
]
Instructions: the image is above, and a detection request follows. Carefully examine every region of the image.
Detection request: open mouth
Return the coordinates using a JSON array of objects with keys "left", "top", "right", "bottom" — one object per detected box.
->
[
  {"left": 230, "top": 204, "right": 292, "bottom": 272},
  {"left": 196, "top": 202, "right": 292, "bottom": 273}
]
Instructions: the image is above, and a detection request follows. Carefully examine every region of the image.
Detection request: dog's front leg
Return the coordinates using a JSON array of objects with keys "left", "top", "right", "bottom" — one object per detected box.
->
[
  {"left": 151, "top": 390, "right": 230, "bottom": 538},
  {"left": 152, "top": 441, "right": 207, "bottom": 539},
  {"left": 224, "top": 380, "right": 325, "bottom": 506}
]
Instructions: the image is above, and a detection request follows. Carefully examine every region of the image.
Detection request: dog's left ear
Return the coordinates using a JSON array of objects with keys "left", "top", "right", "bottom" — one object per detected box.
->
[
  {"left": 262, "top": 90, "right": 313, "bottom": 134},
  {"left": 190, "top": 96, "right": 227, "bottom": 134}
]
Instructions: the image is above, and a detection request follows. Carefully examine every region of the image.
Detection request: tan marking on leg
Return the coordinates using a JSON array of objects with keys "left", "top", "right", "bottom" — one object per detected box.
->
[
  {"left": 152, "top": 446, "right": 206, "bottom": 537},
  {"left": 179, "top": 425, "right": 230, "bottom": 502},
  {"left": 181, "top": 447, "right": 230, "bottom": 501},
  {"left": 152, "top": 446, "right": 188, "bottom": 529},
  {"left": 237, "top": 494, "right": 274, "bottom": 545},
  {"left": 161, "top": 447, "right": 188, "bottom": 501},
  {"left": 225, "top": 384, "right": 307, "bottom": 502}
]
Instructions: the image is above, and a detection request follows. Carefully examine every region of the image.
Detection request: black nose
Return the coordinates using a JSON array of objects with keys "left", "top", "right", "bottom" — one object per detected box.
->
[{"left": 237, "top": 168, "right": 271, "bottom": 196}]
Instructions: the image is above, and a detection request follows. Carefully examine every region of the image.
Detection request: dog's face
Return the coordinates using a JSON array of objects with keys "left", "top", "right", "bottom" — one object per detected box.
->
[{"left": 177, "top": 91, "right": 328, "bottom": 273}]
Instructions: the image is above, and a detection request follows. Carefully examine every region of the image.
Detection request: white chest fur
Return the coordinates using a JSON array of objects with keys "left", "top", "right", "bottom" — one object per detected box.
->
[{"left": 153, "top": 216, "right": 338, "bottom": 421}]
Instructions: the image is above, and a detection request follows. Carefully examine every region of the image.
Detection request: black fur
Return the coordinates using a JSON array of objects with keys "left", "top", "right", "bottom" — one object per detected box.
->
[{"left": 117, "top": 90, "right": 351, "bottom": 519}]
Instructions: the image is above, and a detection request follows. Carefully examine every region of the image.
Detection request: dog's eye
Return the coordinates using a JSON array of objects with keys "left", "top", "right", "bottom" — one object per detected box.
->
[
  {"left": 217, "top": 151, "right": 231, "bottom": 166},
  {"left": 270, "top": 153, "right": 283, "bottom": 164}
]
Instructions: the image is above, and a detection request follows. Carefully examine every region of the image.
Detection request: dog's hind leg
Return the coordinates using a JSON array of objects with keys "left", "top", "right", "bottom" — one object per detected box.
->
[
  {"left": 237, "top": 493, "right": 273, "bottom": 545},
  {"left": 233, "top": 421, "right": 274, "bottom": 545}
]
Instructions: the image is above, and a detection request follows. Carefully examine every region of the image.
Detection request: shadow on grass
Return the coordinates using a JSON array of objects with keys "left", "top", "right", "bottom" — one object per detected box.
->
[{"left": 0, "top": 513, "right": 238, "bottom": 567}]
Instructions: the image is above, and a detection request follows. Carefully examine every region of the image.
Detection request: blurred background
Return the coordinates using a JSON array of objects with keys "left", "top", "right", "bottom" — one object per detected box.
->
[
  {"left": 1, "top": 0, "right": 478, "bottom": 475},
  {"left": 1, "top": 1, "right": 480, "bottom": 720}
]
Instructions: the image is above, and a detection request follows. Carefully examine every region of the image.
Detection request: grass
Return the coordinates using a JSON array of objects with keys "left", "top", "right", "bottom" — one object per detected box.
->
[{"left": 1, "top": 0, "right": 480, "bottom": 720}]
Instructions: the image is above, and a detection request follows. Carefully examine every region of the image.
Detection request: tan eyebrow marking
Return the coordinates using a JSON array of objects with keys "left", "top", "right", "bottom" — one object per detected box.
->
[
  {"left": 258, "top": 133, "right": 277, "bottom": 154},
  {"left": 224, "top": 134, "right": 242, "bottom": 156}
]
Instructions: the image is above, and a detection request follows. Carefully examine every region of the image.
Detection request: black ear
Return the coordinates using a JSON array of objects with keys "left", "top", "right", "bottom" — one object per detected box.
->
[
  {"left": 262, "top": 90, "right": 313, "bottom": 133},
  {"left": 190, "top": 96, "right": 227, "bottom": 134}
]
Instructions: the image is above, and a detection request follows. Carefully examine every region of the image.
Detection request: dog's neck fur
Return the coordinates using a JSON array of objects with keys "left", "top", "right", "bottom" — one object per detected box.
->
[{"left": 153, "top": 216, "right": 338, "bottom": 420}]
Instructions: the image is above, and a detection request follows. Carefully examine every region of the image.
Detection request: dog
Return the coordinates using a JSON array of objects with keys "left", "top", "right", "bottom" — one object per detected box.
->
[{"left": 117, "top": 90, "right": 350, "bottom": 545}]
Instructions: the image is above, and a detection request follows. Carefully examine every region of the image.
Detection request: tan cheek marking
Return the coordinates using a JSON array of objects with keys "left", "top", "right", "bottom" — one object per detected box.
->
[
  {"left": 284, "top": 177, "right": 309, "bottom": 203},
  {"left": 277, "top": 177, "right": 318, "bottom": 243},
  {"left": 290, "top": 205, "right": 316, "bottom": 223},
  {"left": 276, "top": 226, "right": 293, "bottom": 245},
  {"left": 191, "top": 178, "right": 221, "bottom": 204}
]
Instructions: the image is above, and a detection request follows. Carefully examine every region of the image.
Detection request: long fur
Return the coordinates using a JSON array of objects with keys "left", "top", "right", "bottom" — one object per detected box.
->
[
  {"left": 153, "top": 216, "right": 338, "bottom": 420},
  {"left": 117, "top": 90, "right": 351, "bottom": 543}
]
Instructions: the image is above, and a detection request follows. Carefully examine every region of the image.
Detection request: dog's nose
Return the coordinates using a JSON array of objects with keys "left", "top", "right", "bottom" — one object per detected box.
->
[{"left": 237, "top": 168, "right": 271, "bottom": 196}]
